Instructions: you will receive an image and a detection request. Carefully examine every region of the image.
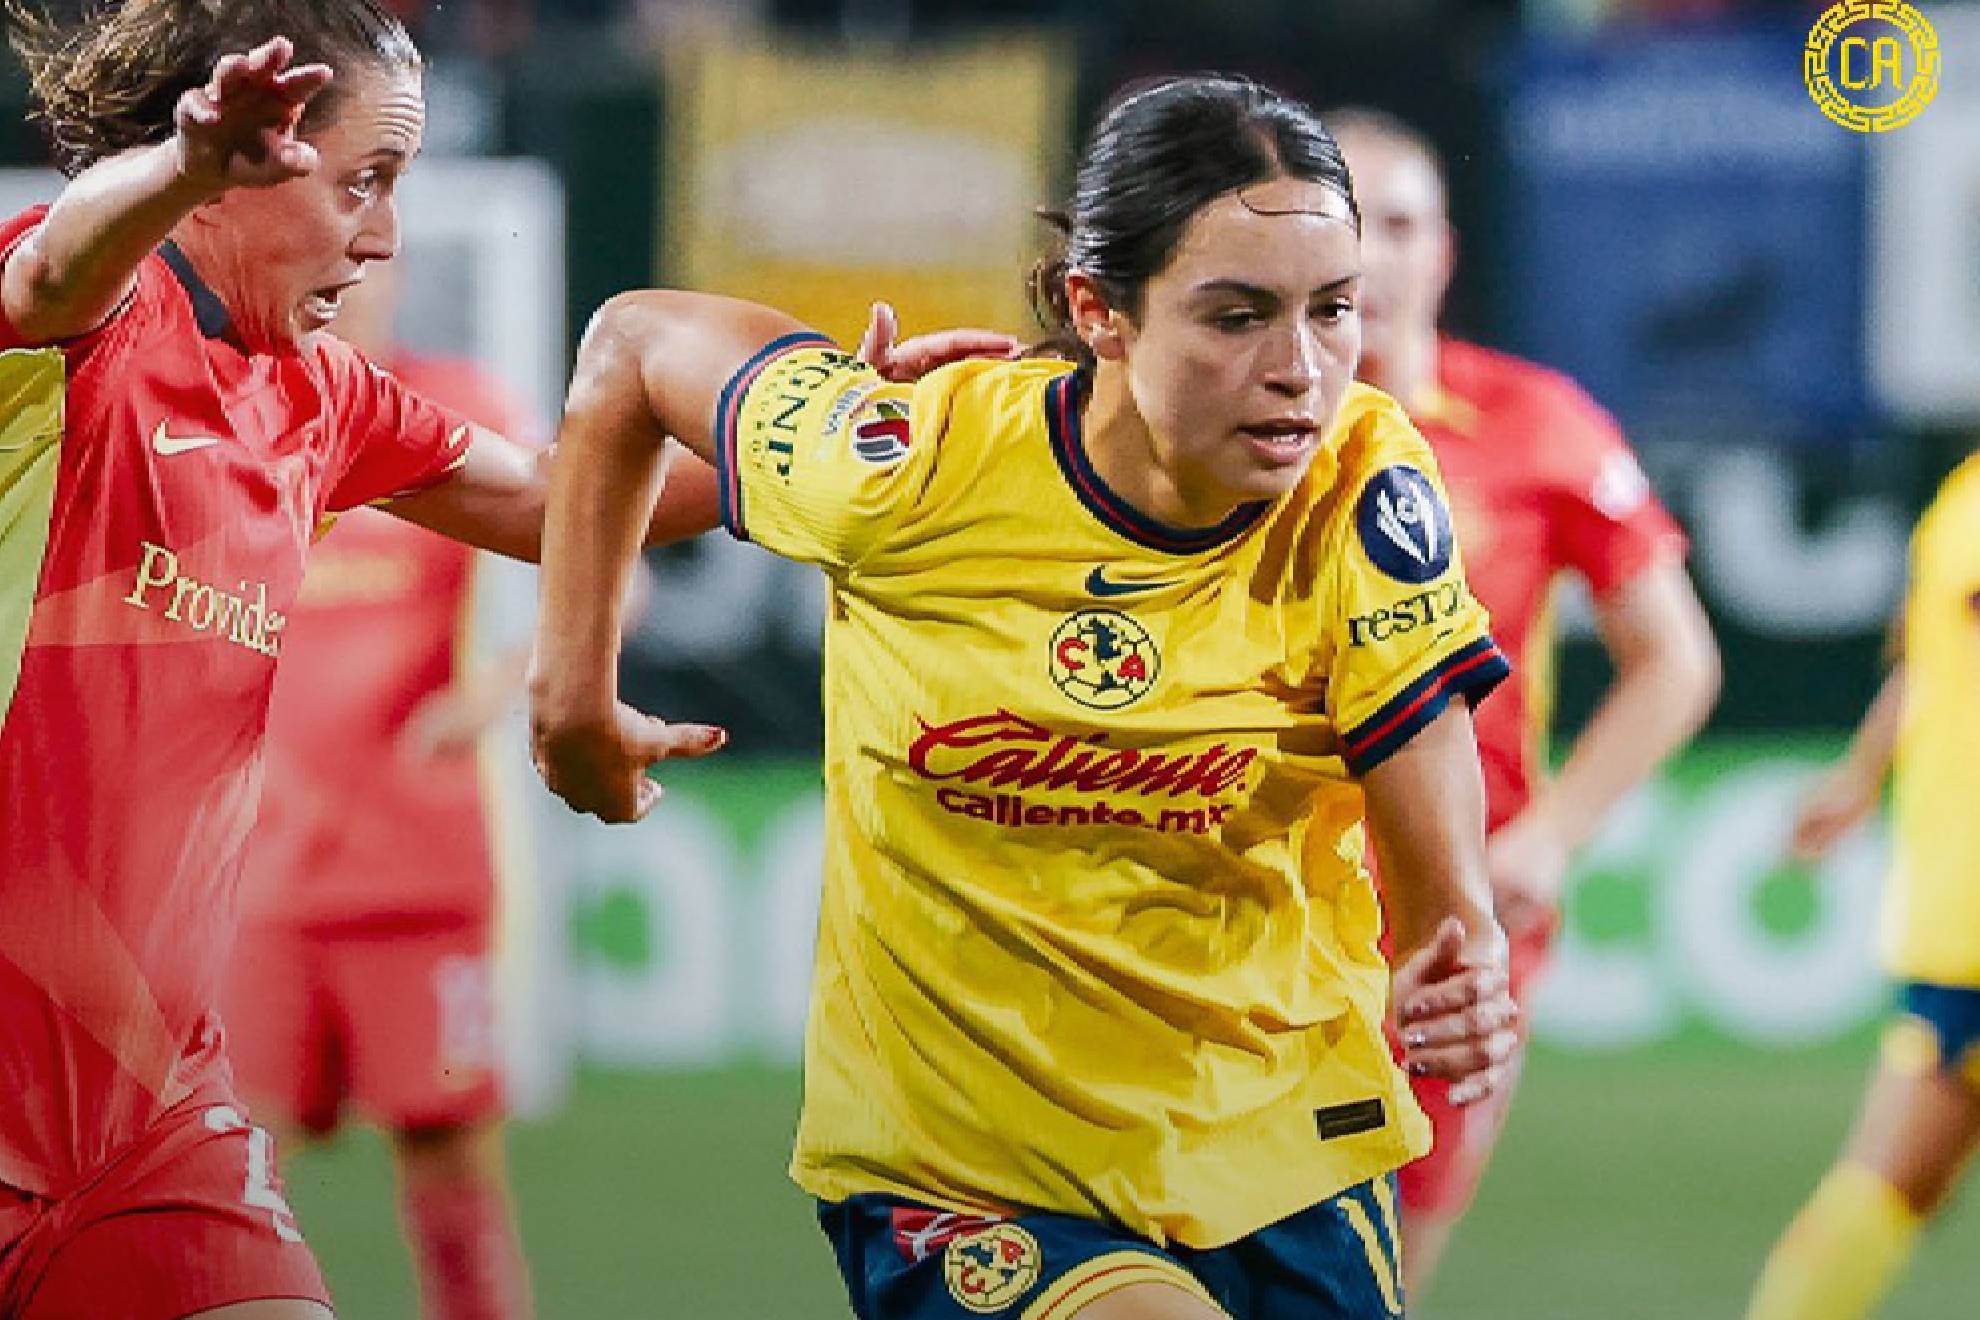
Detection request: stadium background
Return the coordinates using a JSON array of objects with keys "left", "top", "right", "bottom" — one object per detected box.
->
[{"left": 7, "top": 0, "right": 1979, "bottom": 1314}]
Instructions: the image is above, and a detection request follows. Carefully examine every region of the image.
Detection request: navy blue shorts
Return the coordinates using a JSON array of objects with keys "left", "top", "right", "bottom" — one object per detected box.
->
[
  {"left": 819, "top": 1177, "right": 1405, "bottom": 1319},
  {"left": 1888, "top": 982, "right": 1980, "bottom": 1077}
]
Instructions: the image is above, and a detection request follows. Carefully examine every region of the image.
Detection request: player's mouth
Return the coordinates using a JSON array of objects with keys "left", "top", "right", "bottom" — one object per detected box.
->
[
  {"left": 301, "top": 278, "right": 362, "bottom": 330},
  {"left": 1237, "top": 418, "right": 1319, "bottom": 466}
]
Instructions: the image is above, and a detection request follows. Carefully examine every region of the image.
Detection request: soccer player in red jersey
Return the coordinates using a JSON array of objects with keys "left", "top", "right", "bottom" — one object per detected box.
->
[
  {"left": 0, "top": 4, "right": 1000, "bottom": 1314},
  {"left": 220, "top": 269, "right": 533, "bottom": 1320},
  {"left": 1332, "top": 109, "right": 1723, "bottom": 1295}
]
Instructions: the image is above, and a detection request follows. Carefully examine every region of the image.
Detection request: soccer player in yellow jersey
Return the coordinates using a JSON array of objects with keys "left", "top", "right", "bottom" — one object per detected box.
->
[
  {"left": 533, "top": 76, "right": 1519, "bottom": 1320},
  {"left": 1745, "top": 450, "right": 1980, "bottom": 1320}
]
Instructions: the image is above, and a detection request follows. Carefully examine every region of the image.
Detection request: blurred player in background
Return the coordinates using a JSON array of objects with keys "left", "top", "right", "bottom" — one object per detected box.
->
[
  {"left": 1744, "top": 451, "right": 1980, "bottom": 1320},
  {"left": 1329, "top": 109, "right": 1722, "bottom": 1295},
  {"left": 533, "top": 75, "right": 1520, "bottom": 1320},
  {"left": 221, "top": 267, "right": 534, "bottom": 1320}
]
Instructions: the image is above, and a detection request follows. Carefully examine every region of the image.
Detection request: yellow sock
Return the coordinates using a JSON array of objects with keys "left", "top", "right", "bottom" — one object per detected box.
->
[{"left": 1745, "top": 1164, "right": 1923, "bottom": 1320}]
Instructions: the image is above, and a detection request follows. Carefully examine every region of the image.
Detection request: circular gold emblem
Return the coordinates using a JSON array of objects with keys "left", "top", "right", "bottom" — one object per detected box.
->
[
  {"left": 1804, "top": 0, "right": 1939, "bottom": 133},
  {"left": 942, "top": 1223, "right": 1043, "bottom": 1314},
  {"left": 1048, "top": 609, "right": 1160, "bottom": 711}
]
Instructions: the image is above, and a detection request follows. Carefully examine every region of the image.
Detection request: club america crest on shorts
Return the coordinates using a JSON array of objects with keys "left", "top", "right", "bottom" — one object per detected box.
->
[{"left": 942, "top": 1223, "right": 1042, "bottom": 1313}]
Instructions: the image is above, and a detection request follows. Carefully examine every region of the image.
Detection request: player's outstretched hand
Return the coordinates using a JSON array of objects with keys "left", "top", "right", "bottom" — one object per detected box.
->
[
  {"left": 530, "top": 700, "right": 727, "bottom": 824},
  {"left": 1393, "top": 916, "right": 1520, "bottom": 1107},
  {"left": 855, "top": 301, "right": 1021, "bottom": 382},
  {"left": 1787, "top": 763, "right": 1880, "bottom": 865},
  {"left": 174, "top": 37, "right": 334, "bottom": 193}
]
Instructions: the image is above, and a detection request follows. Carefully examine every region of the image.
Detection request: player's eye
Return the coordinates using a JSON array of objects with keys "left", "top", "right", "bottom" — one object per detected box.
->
[
  {"left": 1210, "top": 308, "right": 1265, "bottom": 333},
  {"left": 1312, "top": 298, "right": 1355, "bottom": 326},
  {"left": 345, "top": 170, "right": 381, "bottom": 202}
]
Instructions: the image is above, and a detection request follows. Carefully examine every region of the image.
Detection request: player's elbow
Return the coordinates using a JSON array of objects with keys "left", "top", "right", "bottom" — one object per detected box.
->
[
  {"left": 1625, "top": 608, "right": 1722, "bottom": 732},
  {"left": 3, "top": 239, "right": 116, "bottom": 346},
  {"left": 1681, "top": 630, "right": 1724, "bottom": 729},
  {"left": 581, "top": 291, "right": 671, "bottom": 372}
]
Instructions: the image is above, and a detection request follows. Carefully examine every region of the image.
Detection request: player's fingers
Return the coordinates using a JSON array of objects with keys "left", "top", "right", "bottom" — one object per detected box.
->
[
  {"left": 635, "top": 720, "right": 729, "bottom": 763},
  {"left": 855, "top": 301, "right": 897, "bottom": 368},
  {"left": 585, "top": 773, "right": 650, "bottom": 825},
  {"left": 178, "top": 87, "right": 221, "bottom": 128},
  {"left": 1787, "top": 807, "right": 1845, "bottom": 865},
  {"left": 629, "top": 774, "right": 662, "bottom": 822},
  {"left": 883, "top": 329, "right": 1024, "bottom": 380},
  {"left": 1397, "top": 961, "right": 1505, "bottom": 1026},
  {"left": 1393, "top": 917, "right": 1469, "bottom": 1004},
  {"left": 1448, "top": 1059, "right": 1514, "bottom": 1107},
  {"left": 274, "top": 63, "right": 336, "bottom": 104},
  {"left": 1398, "top": 996, "right": 1519, "bottom": 1051},
  {"left": 245, "top": 35, "right": 295, "bottom": 78},
  {"left": 269, "top": 137, "right": 319, "bottom": 178},
  {"left": 1402, "top": 1026, "right": 1520, "bottom": 1084},
  {"left": 207, "top": 52, "right": 248, "bottom": 98}
]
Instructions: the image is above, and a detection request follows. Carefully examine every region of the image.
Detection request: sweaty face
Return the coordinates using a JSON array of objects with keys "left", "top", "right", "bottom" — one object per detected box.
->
[
  {"left": 205, "top": 65, "right": 425, "bottom": 352},
  {"left": 1334, "top": 132, "right": 1451, "bottom": 380},
  {"left": 1116, "top": 177, "right": 1361, "bottom": 515}
]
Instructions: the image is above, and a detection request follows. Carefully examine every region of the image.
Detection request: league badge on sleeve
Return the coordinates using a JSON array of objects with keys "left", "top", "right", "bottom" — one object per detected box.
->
[{"left": 1355, "top": 465, "right": 1454, "bottom": 585}]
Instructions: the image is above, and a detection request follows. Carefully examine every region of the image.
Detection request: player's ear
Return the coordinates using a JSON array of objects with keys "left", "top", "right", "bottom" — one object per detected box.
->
[{"left": 1065, "top": 271, "right": 1128, "bottom": 362}]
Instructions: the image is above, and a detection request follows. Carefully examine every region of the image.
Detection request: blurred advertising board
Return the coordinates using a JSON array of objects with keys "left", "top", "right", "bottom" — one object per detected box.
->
[
  {"left": 1501, "top": 30, "right": 1869, "bottom": 441},
  {"left": 660, "top": 34, "right": 1070, "bottom": 343},
  {"left": 556, "top": 739, "right": 1891, "bottom": 1070}
]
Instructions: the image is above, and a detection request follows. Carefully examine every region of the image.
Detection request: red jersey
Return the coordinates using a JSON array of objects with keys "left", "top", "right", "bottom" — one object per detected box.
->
[
  {"left": 0, "top": 209, "right": 470, "bottom": 1197},
  {"left": 1410, "top": 340, "right": 1685, "bottom": 831},
  {"left": 239, "top": 356, "right": 526, "bottom": 930}
]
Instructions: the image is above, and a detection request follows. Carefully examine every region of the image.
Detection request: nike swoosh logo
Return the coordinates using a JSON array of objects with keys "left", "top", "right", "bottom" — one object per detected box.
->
[
  {"left": 151, "top": 421, "right": 225, "bottom": 456},
  {"left": 1085, "top": 566, "right": 1175, "bottom": 598}
]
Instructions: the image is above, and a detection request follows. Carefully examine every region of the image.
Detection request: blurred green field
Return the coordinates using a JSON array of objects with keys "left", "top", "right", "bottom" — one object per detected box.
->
[{"left": 286, "top": 1047, "right": 1980, "bottom": 1319}]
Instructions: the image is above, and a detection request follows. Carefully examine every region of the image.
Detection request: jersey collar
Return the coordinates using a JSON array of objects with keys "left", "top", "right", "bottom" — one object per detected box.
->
[
  {"left": 159, "top": 242, "right": 238, "bottom": 343},
  {"left": 1044, "top": 371, "right": 1269, "bottom": 555}
]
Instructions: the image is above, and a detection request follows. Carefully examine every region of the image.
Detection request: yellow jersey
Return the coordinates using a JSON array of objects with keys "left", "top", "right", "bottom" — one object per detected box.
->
[
  {"left": 716, "top": 333, "right": 1508, "bottom": 1248},
  {"left": 1886, "top": 453, "right": 1980, "bottom": 986}
]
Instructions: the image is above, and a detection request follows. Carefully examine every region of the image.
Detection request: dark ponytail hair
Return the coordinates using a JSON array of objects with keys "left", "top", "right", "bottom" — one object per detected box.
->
[
  {"left": 6, "top": 0, "right": 420, "bottom": 176},
  {"left": 1030, "top": 73, "right": 1357, "bottom": 366}
]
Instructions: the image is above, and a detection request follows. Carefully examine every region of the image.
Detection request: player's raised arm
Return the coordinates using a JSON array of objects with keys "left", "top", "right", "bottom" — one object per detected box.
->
[
  {"left": 384, "top": 298, "right": 1013, "bottom": 565},
  {"left": 1, "top": 33, "right": 330, "bottom": 345},
  {"left": 525, "top": 292, "right": 1017, "bottom": 820},
  {"left": 1363, "top": 705, "right": 1518, "bottom": 1107}
]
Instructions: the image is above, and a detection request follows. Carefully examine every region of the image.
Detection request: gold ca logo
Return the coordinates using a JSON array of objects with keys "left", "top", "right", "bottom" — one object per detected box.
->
[{"left": 1804, "top": 0, "right": 1940, "bottom": 133}]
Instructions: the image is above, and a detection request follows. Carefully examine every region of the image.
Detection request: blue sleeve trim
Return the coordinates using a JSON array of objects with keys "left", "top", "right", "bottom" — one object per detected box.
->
[
  {"left": 1342, "top": 637, "right": 1511, "bottom": 776},
  {"left": 710, "top": 330, "right": 836, "bottom": 541}
]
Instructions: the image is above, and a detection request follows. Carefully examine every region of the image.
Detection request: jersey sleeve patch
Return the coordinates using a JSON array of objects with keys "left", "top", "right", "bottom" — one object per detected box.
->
[
  {"left": 1329, "top": 430, "right": 1510, "bottom": 775},
  {"left": 710, "top": 332, "right": 933, "bottom": 572},
  {"left": 1355, "top": 465, "right": 1455, "bottom": 585}
]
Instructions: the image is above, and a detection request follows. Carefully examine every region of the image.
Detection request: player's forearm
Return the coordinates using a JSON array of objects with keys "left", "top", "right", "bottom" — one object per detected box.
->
[
  {"left": 386, "top": 431, "right": 549, "bottom": 563},
  {"left": 1537, "top": 608, "right": 1720, "bottom": 853},
  {"left": 530, "top": 334, "right": 672, "bottom": 728},
  {"left": 643, "top": 441, "right": 722, "bottom": 547},
  {"left": 1836, "top": 665, "right": 1905, "bottom": 787},
  {"left": 1363, "top": 707, "right": 1504, "bottom": 963},
  {"left": 3, "top": 144, "right": 216, "bottom": 343}
]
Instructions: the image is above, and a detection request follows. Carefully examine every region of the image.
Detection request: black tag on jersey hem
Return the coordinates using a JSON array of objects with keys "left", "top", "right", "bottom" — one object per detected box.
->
[{"left": 1315, "top": 1098, "right": 1386, "bottom": 1141}]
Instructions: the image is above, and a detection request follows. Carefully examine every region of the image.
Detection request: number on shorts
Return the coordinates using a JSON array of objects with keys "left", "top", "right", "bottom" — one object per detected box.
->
[{"left": 204, "top": 1105, "right": 305, "bottom": 1243}]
